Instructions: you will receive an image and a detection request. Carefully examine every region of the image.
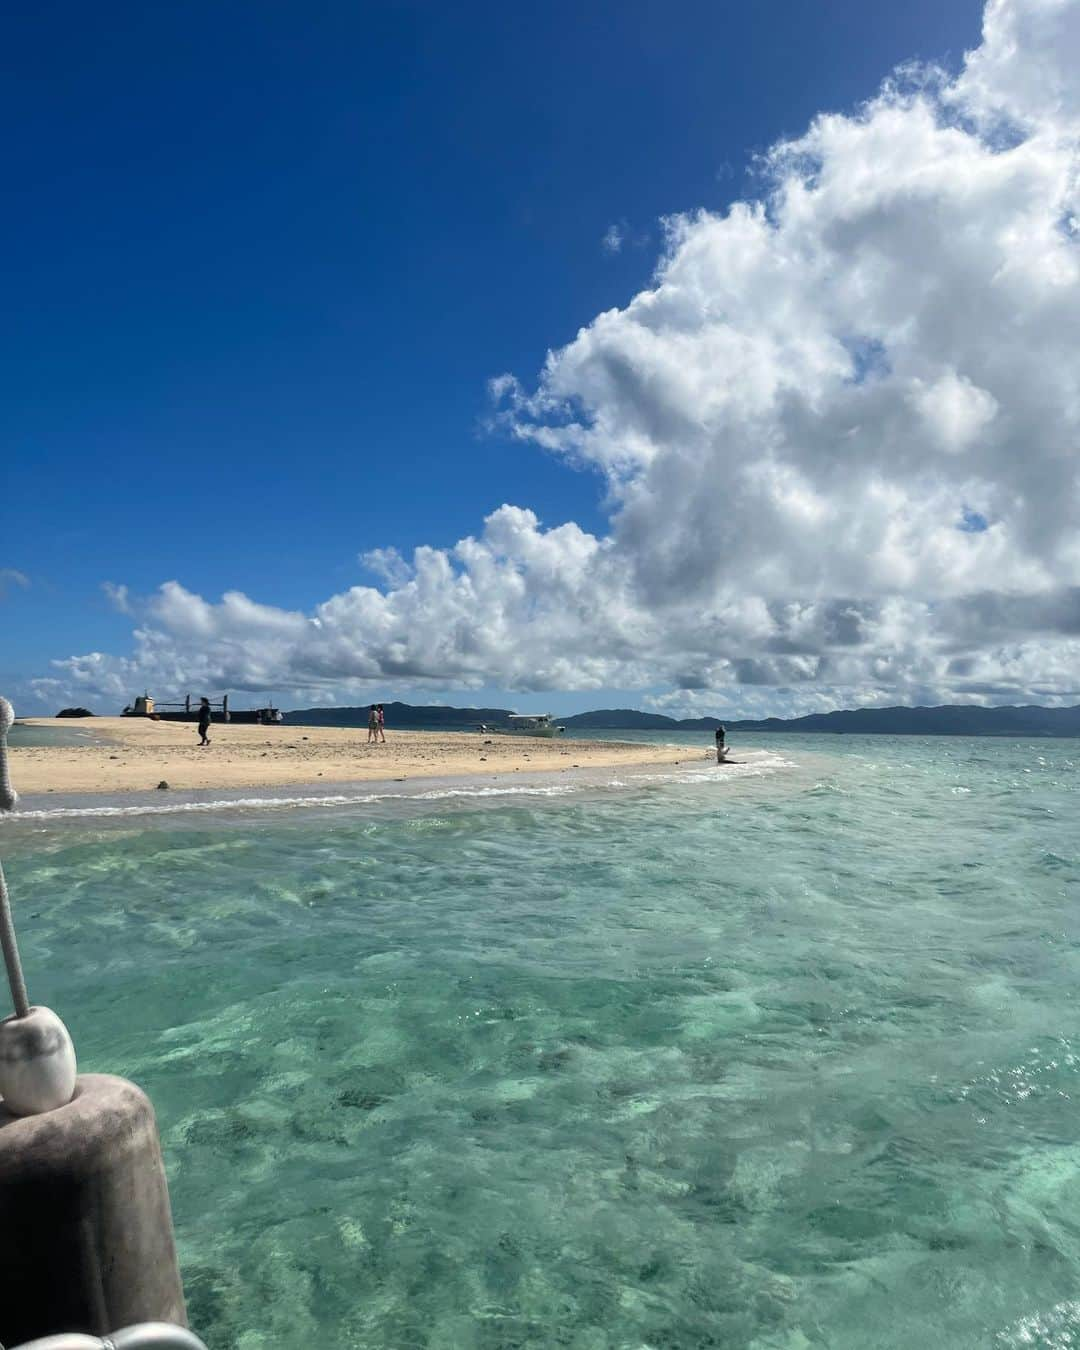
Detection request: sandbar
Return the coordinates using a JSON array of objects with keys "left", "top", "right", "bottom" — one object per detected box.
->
[{"left": 10, "top": 718, "right": 704, "bottom": 797}]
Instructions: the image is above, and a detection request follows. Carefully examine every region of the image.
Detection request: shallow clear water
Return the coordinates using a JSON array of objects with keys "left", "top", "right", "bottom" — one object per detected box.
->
[
  {"left": 3, "top": 734, "right": 1080, "bottom": 1349},
  {"left": 9, "top": 721, "right": 101, "bottom": 747}
]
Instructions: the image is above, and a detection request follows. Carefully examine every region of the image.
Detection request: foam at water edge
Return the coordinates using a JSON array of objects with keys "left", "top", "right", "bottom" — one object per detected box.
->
[
  {"left": 625, "top": 751, "right": 798, "bottom": 785},
  {"left": 0, "top": 750, "right": 796, "bottom": 821},
  {"left": 3, "top": 784, "right": 579, "bottom": 821}
]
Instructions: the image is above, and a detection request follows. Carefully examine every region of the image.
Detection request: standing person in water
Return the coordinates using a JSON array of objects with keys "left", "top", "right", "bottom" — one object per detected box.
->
[
  {"left": 377, "top": 703, "right": 387, "bottom": 743},
  {"left": 197, "top": 697, "right": 212, "bottom": 747},
  {"left": 715, "top": 724, "right": 726, "bottom": 763},
  {"left": 367, "top": 704, "right": 379, "bottom": 744}
]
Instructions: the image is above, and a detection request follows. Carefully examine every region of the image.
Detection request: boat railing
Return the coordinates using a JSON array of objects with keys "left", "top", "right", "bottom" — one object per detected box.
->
[
  {"left": 8, "top": 1323, "right": 209, "bottom": 1350},
  {"left": 147, "top": 695, "right": 229, "bottom": 715}
]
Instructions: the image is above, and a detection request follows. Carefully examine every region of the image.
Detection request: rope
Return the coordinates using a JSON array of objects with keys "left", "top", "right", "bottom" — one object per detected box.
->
[{"left": 0, "top": 697, "right": 31, "bottom": 1018}]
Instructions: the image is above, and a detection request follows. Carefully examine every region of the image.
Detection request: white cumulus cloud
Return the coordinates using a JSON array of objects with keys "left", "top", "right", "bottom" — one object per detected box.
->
[
  {"left": 0, "top": 568, "right": 30, "bottom": 599},
  {"left": 34, "top": 0, "right": 1080, "bottom": 716}
]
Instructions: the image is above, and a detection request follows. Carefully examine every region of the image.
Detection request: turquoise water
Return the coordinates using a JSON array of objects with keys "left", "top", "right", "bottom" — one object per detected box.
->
[
  {"left": 9, "top": 721, "right": 102, "bottom": 747},
  {"left": 3, "top": 734, "right": 1080, "bottom": 1349}
]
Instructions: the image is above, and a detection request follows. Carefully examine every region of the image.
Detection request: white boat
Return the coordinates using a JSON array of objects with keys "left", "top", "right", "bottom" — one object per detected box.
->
[{"left": 505, "top": 713, "right": 566, "bottom": 738}]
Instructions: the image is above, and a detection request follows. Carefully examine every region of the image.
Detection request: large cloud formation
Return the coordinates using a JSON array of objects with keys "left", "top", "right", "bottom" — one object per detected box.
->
[{"left": 38, "top": 0, "right": 1080, "bottom": 715}]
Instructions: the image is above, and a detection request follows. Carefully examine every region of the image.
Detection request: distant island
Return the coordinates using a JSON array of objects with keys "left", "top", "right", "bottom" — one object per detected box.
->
[
  {"left": 286, "top": 701, "right": 1080, "bottom": 737},
  {"left": 724, "top": 704, "right": 1080, "bottom": 736},
  {"left": 287, "top": 701, "right": 523, "bottom": 729}
]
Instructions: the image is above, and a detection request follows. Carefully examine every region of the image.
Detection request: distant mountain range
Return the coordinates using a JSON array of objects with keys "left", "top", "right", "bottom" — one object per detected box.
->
[
  {"left": 561, "top": 708, "right": 722, "bottom": 730},
  {"left": 562, "top": 705, "right": 1080, "bottom": 734},
  {"left": 722, "top": 704, "right": 1080, "bottom": 736},
  {"left": 287, "top": 701, "right": 521, "bottom": 729},
  {"left": 286, "top": 701, "right": 1080, "bottom": 736}
]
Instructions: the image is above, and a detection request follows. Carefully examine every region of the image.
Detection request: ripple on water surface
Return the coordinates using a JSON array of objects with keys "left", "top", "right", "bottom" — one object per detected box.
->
[{"left": 4, "top": 734, "right": 1080, "bottom": 1348}]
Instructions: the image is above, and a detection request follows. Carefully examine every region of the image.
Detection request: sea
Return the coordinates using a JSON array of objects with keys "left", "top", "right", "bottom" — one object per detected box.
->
[{"left": 2, "top": 731, "right": 1079, "bottom": 1350}]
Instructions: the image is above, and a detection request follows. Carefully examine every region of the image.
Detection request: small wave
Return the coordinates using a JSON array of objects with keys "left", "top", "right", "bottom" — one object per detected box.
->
[
  {"left": 408, "top": 785, "right": 577, "bottom": 801},
  {"left": 995, "top": 1298, "right": 1080, "bottom": 1347},
  {"left": 626, "top": 752, "right": 797, "bottom": 787},
  {"left": 4, "top": 750, "right": 796, "bottom": 823},
  {"left": 8, "top": 793, "right": 390, "bottom": 821},
  {"left": 5, "top": 782, "right": 582, "bottom": 821}
]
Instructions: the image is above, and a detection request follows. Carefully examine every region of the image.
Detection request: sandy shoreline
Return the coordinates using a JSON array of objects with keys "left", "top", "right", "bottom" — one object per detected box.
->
[{"left": 10, "top": 718, "right": 703, "bottom": 796}]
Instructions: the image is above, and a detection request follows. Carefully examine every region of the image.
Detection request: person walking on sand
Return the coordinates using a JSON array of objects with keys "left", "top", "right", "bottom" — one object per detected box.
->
[
  {"left": 367, "top": 704, "right": 379, "bottom": 744},
  {"left": 377, "top": 703, "right": 387, "bottom": 743},
  {"left": 715, "top": 724, "right": 726, "bottom": 763},
  {"left": 198, "top": 697, "right": 212, "bottom": 747}
]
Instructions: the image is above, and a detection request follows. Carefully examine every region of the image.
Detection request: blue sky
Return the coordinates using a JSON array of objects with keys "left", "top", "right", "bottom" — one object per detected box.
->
[{"left": 9, "top": 0, "right": 1052, "bottom": 718}]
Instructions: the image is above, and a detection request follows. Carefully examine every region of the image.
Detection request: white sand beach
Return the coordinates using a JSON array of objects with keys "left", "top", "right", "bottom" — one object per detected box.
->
[{"left": 10, "top": 717, "right": 702, "bottom": 796}]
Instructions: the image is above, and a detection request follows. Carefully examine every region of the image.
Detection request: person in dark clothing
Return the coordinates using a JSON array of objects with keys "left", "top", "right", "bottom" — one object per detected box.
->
[
  {"left": 198, "top": 697, "right": 212, "bottom": 746},
  {"left": 715, "top": 725, "right": 726, "bottom": 763}
]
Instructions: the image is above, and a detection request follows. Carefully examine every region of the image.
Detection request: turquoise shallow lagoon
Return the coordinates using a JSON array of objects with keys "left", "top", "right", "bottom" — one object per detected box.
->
[
  {"left": 3, "top": 734, "right": 1080, "bottom": 1349},
  {"left": 9, "top": 721, "right": 102, "bottom": 747}
]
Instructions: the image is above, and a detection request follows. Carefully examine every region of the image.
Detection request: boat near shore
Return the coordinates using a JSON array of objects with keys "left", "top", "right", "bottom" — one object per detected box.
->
[
  {"left": 121, "top": 693, "right": 284, "bottom": 726},
  {"left": 472, "top": 713, "right": 566, "bottom": 738},
  {"left": 504, "top": 713, "right": 566, "bottom": 738}
]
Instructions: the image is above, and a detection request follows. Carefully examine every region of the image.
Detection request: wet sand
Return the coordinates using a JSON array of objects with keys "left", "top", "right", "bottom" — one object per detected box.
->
[{"left": 10, "top": 718, "right": 701, "bottom": 796}]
